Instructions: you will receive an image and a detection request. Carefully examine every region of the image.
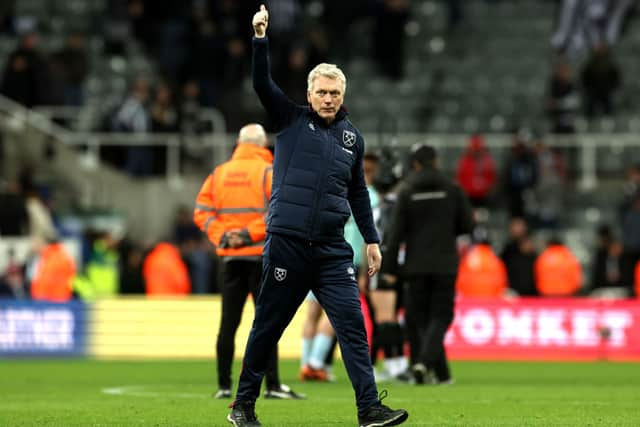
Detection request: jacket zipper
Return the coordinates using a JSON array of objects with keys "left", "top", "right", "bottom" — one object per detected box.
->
[{"left": 308, "top": 123, "right": 331, "bottom": 240}]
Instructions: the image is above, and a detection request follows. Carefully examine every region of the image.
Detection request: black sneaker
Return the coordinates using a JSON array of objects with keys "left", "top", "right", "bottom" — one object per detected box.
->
[
  {"left": 263, "top": 383, "right": 306, "bottom": 399},
  {"left": 227, "top": 401, "right": 262, "bottom": 427},
  {"left": 411, "top": 363, "right": 430, "bottom": 385},
  {"left": 358, "top": 391, "right": 408, "bottom": 427}
]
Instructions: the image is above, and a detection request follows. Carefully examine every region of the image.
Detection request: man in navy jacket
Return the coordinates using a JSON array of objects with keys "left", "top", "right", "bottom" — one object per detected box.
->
[{"left": 227, "top": 5, "right": 408, "bottom": 427}]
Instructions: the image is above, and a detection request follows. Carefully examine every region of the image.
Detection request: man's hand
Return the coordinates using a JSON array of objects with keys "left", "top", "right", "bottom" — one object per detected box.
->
[
  {"left": 225, "top": 229, "right": 244, "bottom": 248},
  {"left": 252, "top": 4, "right": 269, "bottom": 38},
  {"left": 366, "top": 244, "right": 382, "bottom": 277}
]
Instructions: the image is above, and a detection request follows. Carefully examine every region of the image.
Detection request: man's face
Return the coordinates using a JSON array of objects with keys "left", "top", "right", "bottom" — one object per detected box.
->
[{"left": 307, "top": 76, "right": 344, "bottom": 123}]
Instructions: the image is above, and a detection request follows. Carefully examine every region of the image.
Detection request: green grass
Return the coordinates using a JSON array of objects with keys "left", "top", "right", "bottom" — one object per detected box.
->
[{"left": 1, "top": 359, "right": 639, "bottom": 426}]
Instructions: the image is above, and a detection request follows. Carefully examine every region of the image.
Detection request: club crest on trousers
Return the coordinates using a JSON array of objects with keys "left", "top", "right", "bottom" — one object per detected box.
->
[
  {"left": 274, "top": 267, "right": 287, "bottom": 282},
  {"left": 343, "top": 130, "right": 356, "bottom": 147}
]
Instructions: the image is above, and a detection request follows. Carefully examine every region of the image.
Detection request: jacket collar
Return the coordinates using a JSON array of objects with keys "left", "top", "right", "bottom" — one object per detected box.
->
[
  {"left": 308, "top": 106, "right": 349, "bottom": 127},
  {"left": 232, "top": 143, "right": 273, "bottom": 163}
]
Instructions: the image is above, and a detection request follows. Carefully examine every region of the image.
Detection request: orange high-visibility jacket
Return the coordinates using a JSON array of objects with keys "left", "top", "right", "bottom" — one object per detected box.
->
[
  {"left": 31, "top": 243, "right": 76, "bottom": 302},
  {"left": 634, "top": 260, "right": 639, "bottom": 298},
  {"left": 143, "top": 242, "right": 191, "bottom": 295},
  {"left": 193, "top": 143, "right": 273, "bottom": 258},
  {"left": 534, "top": 244, "right": 582, "bottom": 296},
  {"left": 456, "top": 244, "right": 508, "bottom": 297}
]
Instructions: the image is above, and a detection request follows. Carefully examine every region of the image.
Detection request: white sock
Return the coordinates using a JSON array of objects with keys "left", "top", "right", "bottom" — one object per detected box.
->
[{"left": 302, "top": 338, "right": 312, "bottom": 367}]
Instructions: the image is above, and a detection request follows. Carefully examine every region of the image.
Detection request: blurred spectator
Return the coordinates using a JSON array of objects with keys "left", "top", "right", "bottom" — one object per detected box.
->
[
  {"left": 619, "top": 164, "right": 640, "bottom": 218},
  {"left": 0, "top": 31, "right": 52, "bottom": 108},
  {"left": 534, "top": 237, "right": 582, "bottom": 296},
  {"left": 531, "top": 141, "right": 566, "bottom": 229},
  {"left": 150, "top": 82, "right": 179, "bottom": 133},
  {"left": 321, "top": 0, "right": 369, "bottom": 61},
  {"left": 456, "top": 241, "right": 508, "bottom": 297},
  {"left": 503, "top": 132, "right": 538, "bottom": 218},
  {"left": 172, "top": 205, "right": 212, "bottom": 294},
  {"left": 373, "top": 0, "right": 409, "bottom": 80},
  {"left": 73, "top": 232, "right": 120, "bottom": 300},
  {"left": 19, "top": 169, "right": 57, "bottom": 242},
  {"left": 143, "top": 242, "right": 191, "bottom": 295},
  {"left": 112, "top": 77, "right": 152, "bottom": 176},
  {"left": 30, "top": 237, "right": 76, "bottom": 302},
  {"left": 581, "top": 43, "right": 620, "bottom": 118},
  {"left": 50, "top": 33, "right": 89, "bottom": 106},
  {"left": 184, "top": 12, "right": 225, "bottom": 107},
  {"left": 551, "top": 0, "right": 633, "bottom": 60},
  {"left": 118, "top": 239, "right": 146, "bottom": 294},
  {"left": 262, "top": 0, "right": 303, "bottom": 68},
  {"left": 150, "top": 82, "right": 179, "bottom": 174},
  {"left": 179, "top": 80, "right": 202, "bottom": 136},
  {"left": 455, "top": 134, "right": 497, "bottom": 208},
  {"left": 0, "top": 247, "right": 27, "bottom": 299},
  {"left": 500, "top": 218, "right": 538, "bottom": 296},
  {"left": 590, "top": 224, "right": 624, "bottom": 291},
  {"left": 620, "top": 191, "right": 640, "bottom": 293},
  {"left": 0, "top": 180, "right": 28, "bottom": 236},
  {"left": 0, "top": 1, "right": 15, "bottom": 34},
  {"left": 546, "top": 61, "right": 579, "bottom": 134}
]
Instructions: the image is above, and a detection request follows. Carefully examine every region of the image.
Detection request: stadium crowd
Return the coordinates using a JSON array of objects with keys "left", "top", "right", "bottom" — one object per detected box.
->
[{"left": 1, "top": 2, "right": 639, "bottom": 296}]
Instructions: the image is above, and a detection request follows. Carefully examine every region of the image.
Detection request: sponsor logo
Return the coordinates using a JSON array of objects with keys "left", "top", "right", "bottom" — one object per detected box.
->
[
  {"left": 343, "top": 130, "right": 356, "bottom": 147},
  {"left": 274, "top": 267, "right": 287, "bottom": 282},
  {"left": 308, "top": 121, "right": 315, "bottom": 131},
  {"left": 347, "top": 267, "right": 355, "bottom": 275},
  {"left": 341, "top": 147, "right": 353, "bottom": 155}
]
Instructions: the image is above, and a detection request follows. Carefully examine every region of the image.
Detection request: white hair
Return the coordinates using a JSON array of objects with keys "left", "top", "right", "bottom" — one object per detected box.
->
[
  {"left": 307, "top": 63, "right": 347, "bottom": 94},
  {"left": 238, "top": 123, "right": 267, "bottom": 146}
]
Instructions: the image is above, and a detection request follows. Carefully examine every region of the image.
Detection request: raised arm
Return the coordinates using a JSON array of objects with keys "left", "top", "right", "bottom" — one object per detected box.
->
[{"left": 252, "top": 4, "right": 302, "bottom": 130}]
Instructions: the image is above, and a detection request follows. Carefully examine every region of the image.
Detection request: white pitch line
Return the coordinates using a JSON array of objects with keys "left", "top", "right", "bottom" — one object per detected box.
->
[{"left": 101, "top": 385, "right": 208, "bottom": 399}]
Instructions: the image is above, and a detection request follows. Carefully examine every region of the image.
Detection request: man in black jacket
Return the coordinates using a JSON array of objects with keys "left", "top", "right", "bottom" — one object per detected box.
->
[
  {"left": 381, "top": 145, "right": 474, "bottom": 385},
  {"left": 227, "top": 5, "right": 408, "bottom": 427}
]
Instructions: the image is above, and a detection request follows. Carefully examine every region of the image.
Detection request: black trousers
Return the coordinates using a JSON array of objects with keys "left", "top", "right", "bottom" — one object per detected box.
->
[
  {"left": 217, "top": 259, "right": 279, "bottom": 390},
  {"left": 405, "top": 274, "right": 456, "bottom": 381},
  {"left": 236, "top": 233, "right": 378, "bottom": 412}
]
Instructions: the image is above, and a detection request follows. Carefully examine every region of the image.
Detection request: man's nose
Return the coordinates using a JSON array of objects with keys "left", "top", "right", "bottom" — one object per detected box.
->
[{"left": 322, "top": 94, "right": 333, "bottom": 102}]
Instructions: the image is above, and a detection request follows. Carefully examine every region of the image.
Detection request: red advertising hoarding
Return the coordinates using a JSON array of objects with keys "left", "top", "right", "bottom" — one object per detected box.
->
[{"left": 446, "top": 298, "right": 640, "bottom": 361}]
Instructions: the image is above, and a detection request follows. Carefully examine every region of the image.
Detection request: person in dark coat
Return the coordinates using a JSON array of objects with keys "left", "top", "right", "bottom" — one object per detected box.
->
[{"left": 381, "top": 144, "right": 474, "bottom": 385}]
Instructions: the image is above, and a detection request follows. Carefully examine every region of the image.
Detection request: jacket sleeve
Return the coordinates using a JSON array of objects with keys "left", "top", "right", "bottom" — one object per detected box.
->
[
  {"left": 193, "top": 171, "right": 227, "bottom": 247},
  {"left": 252, "top": 37, "right": 302, "bottom": 131},
  {"left": 455, "top": 186, "right": 475, "bottom": 235},
  {"left": 381, "top": 189, "right": 409, "bottom": 276},
  {"left": 348, "top": 137, "right": 380, "bottom": 244},
  {"left": 245, "top": 166, "right": 272, "bottom": 243}
]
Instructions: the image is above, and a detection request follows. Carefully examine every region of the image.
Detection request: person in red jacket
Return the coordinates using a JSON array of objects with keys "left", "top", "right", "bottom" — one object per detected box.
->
[
  {"left": 456, "top": 241, "right": 508, "bottom": 298},
  {"left": 534, "top": 237, "right": 582, "bottom": 296},
  {"left": 143, "top": 242, "right": 190, "bottom": 295},
  {"left": 455, "top": 134, "right": 497, "bottom": 208}
]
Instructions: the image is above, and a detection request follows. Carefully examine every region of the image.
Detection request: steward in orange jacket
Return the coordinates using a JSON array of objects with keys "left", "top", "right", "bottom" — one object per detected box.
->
[
  {"left": 143, "top": 242, "right": 191, "bottom": 295},
  {"left": 192, "top": 123, "right": 298, "bottom": 398},
  {"left": 193, "top": 125, "right": 273, "bottom": 258},
  {"left": 534, "top": 239, "right": 582, "bottom": 296},
  {"left": 456, "top": 243, "right": 508, "bottom": 297},
  {"left": 31, "top": 241, "right": 76, "bottom": 302}
]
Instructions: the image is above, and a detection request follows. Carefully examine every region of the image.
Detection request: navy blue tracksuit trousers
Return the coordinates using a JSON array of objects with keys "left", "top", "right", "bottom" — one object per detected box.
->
[{"left": 236, "top": 233, "right": 379, "bottom": 412}]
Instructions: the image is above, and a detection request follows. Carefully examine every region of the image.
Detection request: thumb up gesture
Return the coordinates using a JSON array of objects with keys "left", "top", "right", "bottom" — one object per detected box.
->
[{"left": 252, "top": 4, "right": 269, "bottom": 38}]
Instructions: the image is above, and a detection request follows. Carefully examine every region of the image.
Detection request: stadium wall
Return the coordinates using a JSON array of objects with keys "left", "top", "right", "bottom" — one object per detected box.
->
[{"left": 1, "top": 297, "right": 639, "bottom": 361}]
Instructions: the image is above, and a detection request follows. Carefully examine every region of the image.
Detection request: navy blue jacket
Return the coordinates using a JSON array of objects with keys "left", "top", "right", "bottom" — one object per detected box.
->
[{"left": 253, "top": 37, "right": 379, "bottom": 244}]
